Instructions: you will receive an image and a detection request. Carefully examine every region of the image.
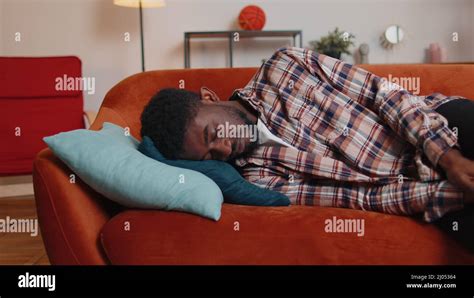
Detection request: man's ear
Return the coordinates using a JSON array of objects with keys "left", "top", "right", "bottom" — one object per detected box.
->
[{"left": 200, "top": 86, "right": 221, "bottom": 103}]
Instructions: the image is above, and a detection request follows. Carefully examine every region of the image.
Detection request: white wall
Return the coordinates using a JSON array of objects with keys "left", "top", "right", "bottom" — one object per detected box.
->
[{"left": 1, "top": 0, "right": 473, "bottom": 111}]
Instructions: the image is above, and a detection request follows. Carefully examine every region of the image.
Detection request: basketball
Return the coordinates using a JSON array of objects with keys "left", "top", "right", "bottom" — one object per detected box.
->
[{"left": 238, "top": 5, "right": 266, "bottom": 31}]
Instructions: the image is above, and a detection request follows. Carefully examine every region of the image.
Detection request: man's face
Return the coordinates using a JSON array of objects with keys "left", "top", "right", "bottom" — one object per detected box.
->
[{"left": 179, "top": 103, "right": 257, "bottom": 161}]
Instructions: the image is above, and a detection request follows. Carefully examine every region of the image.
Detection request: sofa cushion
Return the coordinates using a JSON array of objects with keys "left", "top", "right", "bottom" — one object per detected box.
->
[
  {"left": 43, "top": 122, "right": 224, "bottom": 220},
  {"left": 101, "top": 204, "right": 474, "bottom": 265}
]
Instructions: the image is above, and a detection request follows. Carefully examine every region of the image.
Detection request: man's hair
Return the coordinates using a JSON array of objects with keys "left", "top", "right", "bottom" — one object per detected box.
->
[{"left": 140, "top": 88, "right": 201, "bottom": 159}]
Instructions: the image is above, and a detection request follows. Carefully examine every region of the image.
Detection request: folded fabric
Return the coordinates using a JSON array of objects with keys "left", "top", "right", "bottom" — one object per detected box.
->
[
  {"left": 43, "top": 122, "right": 223, "bottom": 220},
  {"left": 139, "top": 136, "right": 290, "bottom": 206}
]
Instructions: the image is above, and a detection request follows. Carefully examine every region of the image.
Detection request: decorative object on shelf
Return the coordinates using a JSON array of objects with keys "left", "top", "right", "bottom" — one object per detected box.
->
[
  {"left": 238, "top": 5, "right": 266, "bottom": 31},
  {"left": 114, "top": 0, "right": 166, "bottom": 72},
  {"left": 309, "top": 27, "right": 355, "bottom": 59},
  {"left": 380, "top": 25, "right": 404, "bottom": 49},
  {"left": 359, "top": 43, "right": 370, "bottom": 64},
  {"left": 428, "top": 43, "right": 447, "bottom": 63},
  {"left": 440, "top": 47, "right": 447, "bottom": 62}
]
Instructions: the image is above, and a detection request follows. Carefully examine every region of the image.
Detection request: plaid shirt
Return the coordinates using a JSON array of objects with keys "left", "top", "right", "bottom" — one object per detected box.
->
[{"left": 233, "top": 47, "right": 465, "bottom": 222}]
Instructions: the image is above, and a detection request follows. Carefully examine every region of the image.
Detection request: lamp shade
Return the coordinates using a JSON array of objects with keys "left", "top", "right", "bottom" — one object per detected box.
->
[{"left": 113, "top": 0, "right": 166, "bottom": 8}]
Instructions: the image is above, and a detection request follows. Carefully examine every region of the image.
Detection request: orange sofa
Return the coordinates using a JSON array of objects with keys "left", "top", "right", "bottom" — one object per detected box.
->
[{"left": 33, "top": 64, "right": 474, "bottom": 265}]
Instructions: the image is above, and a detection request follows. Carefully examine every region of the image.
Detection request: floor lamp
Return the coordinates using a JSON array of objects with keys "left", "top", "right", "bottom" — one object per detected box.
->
[{"left": 114, "top": 0, "right": 166, "bottom": 72}]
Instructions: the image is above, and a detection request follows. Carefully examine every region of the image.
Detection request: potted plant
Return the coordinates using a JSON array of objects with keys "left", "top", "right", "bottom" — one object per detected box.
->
[{"left": 309, "top": 28, "right": 355, "bottom": 59}]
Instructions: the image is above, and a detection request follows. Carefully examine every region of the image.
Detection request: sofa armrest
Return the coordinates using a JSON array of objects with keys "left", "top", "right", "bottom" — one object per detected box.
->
[{"left": 33, "top": 148, "right": 117, "bottom": 264}]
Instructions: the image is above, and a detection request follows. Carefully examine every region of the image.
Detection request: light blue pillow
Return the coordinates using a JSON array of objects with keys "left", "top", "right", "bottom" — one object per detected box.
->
[{"left": 43, "top": 122, "right": 223, "bottom": 220}]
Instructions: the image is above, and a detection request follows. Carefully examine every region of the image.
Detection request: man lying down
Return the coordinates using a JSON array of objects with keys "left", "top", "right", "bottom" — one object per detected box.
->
[{"left": 140, "top": 47, "right": 474, "bottom": 246}]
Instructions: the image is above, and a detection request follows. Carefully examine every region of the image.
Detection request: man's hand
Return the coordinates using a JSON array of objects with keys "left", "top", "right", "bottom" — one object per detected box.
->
[{"left": 439, "top": 149, "right": 474, "bottom": 195}]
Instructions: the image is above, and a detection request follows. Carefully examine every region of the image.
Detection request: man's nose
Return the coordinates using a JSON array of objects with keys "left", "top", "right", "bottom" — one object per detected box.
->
[{"left": 211, "top": 138, "right": 232, "bottom": 160}]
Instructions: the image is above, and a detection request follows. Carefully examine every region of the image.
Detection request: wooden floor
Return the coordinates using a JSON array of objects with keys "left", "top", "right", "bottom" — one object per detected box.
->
[{"left": 0, "top": 195, "right": 50, "bottom": 265}]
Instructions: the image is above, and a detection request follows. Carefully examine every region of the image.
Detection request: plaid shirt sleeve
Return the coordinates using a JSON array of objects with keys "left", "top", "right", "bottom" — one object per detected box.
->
[
  {"left": 245, "top": 172, "right": 464, "bottom": 222},
  {"left": 280, "top": 47, "right": 459, "bottom": 167}
]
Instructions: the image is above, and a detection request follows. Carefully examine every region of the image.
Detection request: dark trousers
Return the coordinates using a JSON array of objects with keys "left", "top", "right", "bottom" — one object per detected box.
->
[
  {"left": 433, "top": 98, "right": 474, "bottom": 251},
  {"left": 435, "top": 98, "right": 474, "bottom": 159}
]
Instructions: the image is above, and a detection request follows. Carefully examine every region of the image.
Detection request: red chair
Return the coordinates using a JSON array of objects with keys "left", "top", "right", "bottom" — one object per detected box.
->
[{"left": 0, "top": 56, "right": 94, "bottom": 175}]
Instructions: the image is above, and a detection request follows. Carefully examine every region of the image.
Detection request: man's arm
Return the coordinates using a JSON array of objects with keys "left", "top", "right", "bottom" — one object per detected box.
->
[
  {"left": 275, "top": 47, "right": 456, "bottom": 167},
  {"left": 273, "top": 47, "right": 474, "bottom": 192},
  {"left": 246, "top": 173, "right": 465, "bottom": 222}
]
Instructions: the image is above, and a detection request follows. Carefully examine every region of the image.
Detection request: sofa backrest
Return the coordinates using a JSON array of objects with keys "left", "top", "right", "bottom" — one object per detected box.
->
[{"left": 90, "top": 64, "right": 474, "bottom": 140}]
